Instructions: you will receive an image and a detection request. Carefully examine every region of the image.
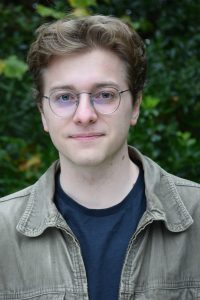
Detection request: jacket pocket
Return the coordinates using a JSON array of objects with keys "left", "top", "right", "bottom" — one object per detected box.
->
[
  {"left": 134, "top": 287, "right": 197, "bottom": 300},
  {"left": 0, "top": 291, "right": 65, "bottom": 300}
]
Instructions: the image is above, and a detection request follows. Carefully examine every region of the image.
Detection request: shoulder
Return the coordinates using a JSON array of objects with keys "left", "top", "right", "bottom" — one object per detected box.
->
[
  {"left": 170, "top": 174, "right": 200, "bottom": 209},
  {"left": 133, "top": 146, "right": 200, "bottom": 194},
  {"left": 0, "top": 186, "right": 34, "bottom": 249},
  {"left": 147, "top": 157, "right": 200, "bottom": 229},
  {"left": 0, "top": 160, "right": 59, "bottom": 207},
  {"left": 166, "top": 171, "right": 200, "bottom": 199},
  {"left": 0, "top": 185, "right": 33, "bottom": 227},
  {"left": 0, "top": 185, "right": 32, "bottom": 203},
  {"left": 0, "top": 160, "right": 59, "bottom": 223},
  {"left": 0, "top": 185, "right": 33, "bottom": 207},
  {"left": 155, "top": 161, "right": 200, "bottom": 217},
  {"left": 171, "top": 174, "right": 200, "bottom": 189},
  {"left": 129, "top": 146, "right": 200, "bottom": 210},
  {"left": 0, "top": 185, "right": 33, "bottom": 211},
  {"left": 151, "top": 157, "right": 200, "bottom": 207}
]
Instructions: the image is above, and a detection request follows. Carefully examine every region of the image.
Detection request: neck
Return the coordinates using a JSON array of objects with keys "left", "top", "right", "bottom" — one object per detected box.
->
[{"left": 59, "top": 146, "right": 139, "bottom": 209}]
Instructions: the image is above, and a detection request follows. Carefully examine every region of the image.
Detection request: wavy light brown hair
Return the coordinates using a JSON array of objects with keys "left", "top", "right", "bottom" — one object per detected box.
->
[{"left": 27, "top": 15, "right": 147, "bottom": 106}]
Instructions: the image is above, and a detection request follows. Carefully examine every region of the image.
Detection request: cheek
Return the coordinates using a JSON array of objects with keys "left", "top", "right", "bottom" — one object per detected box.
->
[
  {"left": 46, "top": 118, "right": 69, "bottom": 142},
  {"left": 110, "top": 111, "right": 132, "bottom": 139},
  {"left": 41, "top": 111, "right": 63, "bottom": 136},
  {"left": 46, "top": 122, "right": 63, "bottom": 149}
]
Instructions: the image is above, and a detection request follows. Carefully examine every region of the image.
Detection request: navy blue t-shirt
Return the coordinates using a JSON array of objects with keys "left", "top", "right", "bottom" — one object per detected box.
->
[{"left": 54, "top": 167, "right": 146, "bottom": 299}]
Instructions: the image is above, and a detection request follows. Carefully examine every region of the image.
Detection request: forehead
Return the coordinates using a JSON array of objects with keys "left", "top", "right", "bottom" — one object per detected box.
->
[{"left": 42, "top": 49, "right": 128, "bottom": 92}]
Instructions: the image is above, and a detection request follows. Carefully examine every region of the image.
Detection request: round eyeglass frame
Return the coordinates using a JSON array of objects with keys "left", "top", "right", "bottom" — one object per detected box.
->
[{"left": 42, "top": 88, "right": 130, "bottom": 117}]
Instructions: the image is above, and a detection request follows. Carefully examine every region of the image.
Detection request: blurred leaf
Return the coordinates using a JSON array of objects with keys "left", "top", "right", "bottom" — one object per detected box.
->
[
  {"left": 132, "top": 21, "right": 141, "bottom": 31},
  {"left": 176, "top": 131, "right": 196, "bottom": 147},
  {"left": 3, "top": 56, "right": 28, "bottom": 79},
  {"left": 68, "top": 0, "right": 96, "bottom": 8},
  {"left": 19, "top": 155, "right": 41, "bottom": 172},
  {"left": 142, "top": 96, "right": 160, "bottom": 109},
  {"left": 36, "top": 4, "right": 65, "bottom": 19},
  {"left": 0, "top": 59, "right": 5, "bottom": 74},
  {"left": 72, "top": 7, "right": 91, "bottom": 17}
]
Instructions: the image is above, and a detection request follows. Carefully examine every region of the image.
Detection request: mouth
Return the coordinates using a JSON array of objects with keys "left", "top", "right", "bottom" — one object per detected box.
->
[{"left": 69, "top": 133, "right": 105, "bottom": 141}]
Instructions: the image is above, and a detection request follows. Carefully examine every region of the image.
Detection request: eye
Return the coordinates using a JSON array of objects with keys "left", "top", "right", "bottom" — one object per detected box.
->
[
  {"left": 94, "top": 90, "right": 116, "bottom": 102},
  {"left": 57, "top": 92, "right": 75, "bottom": 102},
  {"left": 51, "top": 91, "right": 77, "bottom": 104},
  {"left": 101, "top": 91, "right": 114, "bottom": 99}
]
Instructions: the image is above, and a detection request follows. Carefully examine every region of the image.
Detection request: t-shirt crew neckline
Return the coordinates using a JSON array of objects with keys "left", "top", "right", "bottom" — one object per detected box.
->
[{"left": 55, "top": 165, "right": 143, "bottom": 217}]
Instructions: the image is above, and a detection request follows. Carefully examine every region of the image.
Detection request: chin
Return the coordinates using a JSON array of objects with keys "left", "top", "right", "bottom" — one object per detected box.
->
[
  {"left": 71, "top": 156, "right": 105, "bottom": 167},
  {"left": 65, "top": 150, "right": 107, "bottom": 167}
]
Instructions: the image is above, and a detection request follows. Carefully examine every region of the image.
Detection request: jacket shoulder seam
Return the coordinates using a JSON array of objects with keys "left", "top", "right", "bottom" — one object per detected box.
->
[
  {"left": 171, "top": 176, "right": 200, "bottom": 188},
  {"left": 0, "top": 187, "right": 32, "bottom": 203}
]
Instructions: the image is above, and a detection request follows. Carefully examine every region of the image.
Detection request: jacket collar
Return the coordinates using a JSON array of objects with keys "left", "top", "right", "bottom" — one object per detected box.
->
[
  {"left": 16, "top": 161, "right": 70, "bottom": 237},
  {"left": 128, "top": 147, "right": 193, "bottom": 232},
  {"left": 17, "top": 147, "right": 193, "bottom": 237}
]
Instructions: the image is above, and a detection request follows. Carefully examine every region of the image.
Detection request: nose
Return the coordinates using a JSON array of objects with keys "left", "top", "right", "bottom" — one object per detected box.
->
[{"left": 72, "top": 93, "right": 98, "bottom": 125}]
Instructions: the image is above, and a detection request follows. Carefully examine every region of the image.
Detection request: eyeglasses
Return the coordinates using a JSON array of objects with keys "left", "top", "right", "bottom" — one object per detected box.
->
[{"left": 43, "top": 87, "right": 130, "bottom": 117}]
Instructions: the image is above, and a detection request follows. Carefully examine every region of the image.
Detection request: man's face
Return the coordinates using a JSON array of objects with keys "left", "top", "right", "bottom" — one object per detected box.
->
[{"left": 41, "top": 48, "right": 140, "bottom": 167}]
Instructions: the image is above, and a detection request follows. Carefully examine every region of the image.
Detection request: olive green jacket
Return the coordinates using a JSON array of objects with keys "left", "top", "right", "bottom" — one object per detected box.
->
[{"left": 1, "top": 147, "right": 200, "bottom": 300}]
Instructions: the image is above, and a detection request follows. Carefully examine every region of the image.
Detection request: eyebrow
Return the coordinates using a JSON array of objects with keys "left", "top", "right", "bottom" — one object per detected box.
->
[{"left": 48, "top": 81, "right": 120, "bottom": 93}]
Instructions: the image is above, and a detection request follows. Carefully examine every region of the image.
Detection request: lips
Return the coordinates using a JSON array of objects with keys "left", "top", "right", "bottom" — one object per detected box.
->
[{"left": 69, "top": 132, "right": 105, "bottom": 140}]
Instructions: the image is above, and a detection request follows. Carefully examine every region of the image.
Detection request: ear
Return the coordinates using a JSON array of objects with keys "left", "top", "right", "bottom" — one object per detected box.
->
[
  {"left": 130, "top": 94, "right": 142, "bottom": 126},
  {"left": 37, "top": 101, "right": 49, "bottom": 133},
  {"left": 40, "top": 111, "right": 49, "bottom": 133}
]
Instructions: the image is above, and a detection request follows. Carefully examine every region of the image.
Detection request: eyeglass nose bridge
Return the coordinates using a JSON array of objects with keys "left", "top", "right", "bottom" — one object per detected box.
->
[{"left": 75, "top": 91, "right": 95, "bottom": 108}]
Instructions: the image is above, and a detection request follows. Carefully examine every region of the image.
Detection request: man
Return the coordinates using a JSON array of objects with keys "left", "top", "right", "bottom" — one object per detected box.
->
[{"left": 0, "top": 15, "right": 200, "bottom": 300}]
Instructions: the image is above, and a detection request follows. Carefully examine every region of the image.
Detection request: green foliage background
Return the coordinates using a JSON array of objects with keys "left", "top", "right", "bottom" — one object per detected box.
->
[{"left": 0, "top": 0, "right": 199, "bottom": 196}]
